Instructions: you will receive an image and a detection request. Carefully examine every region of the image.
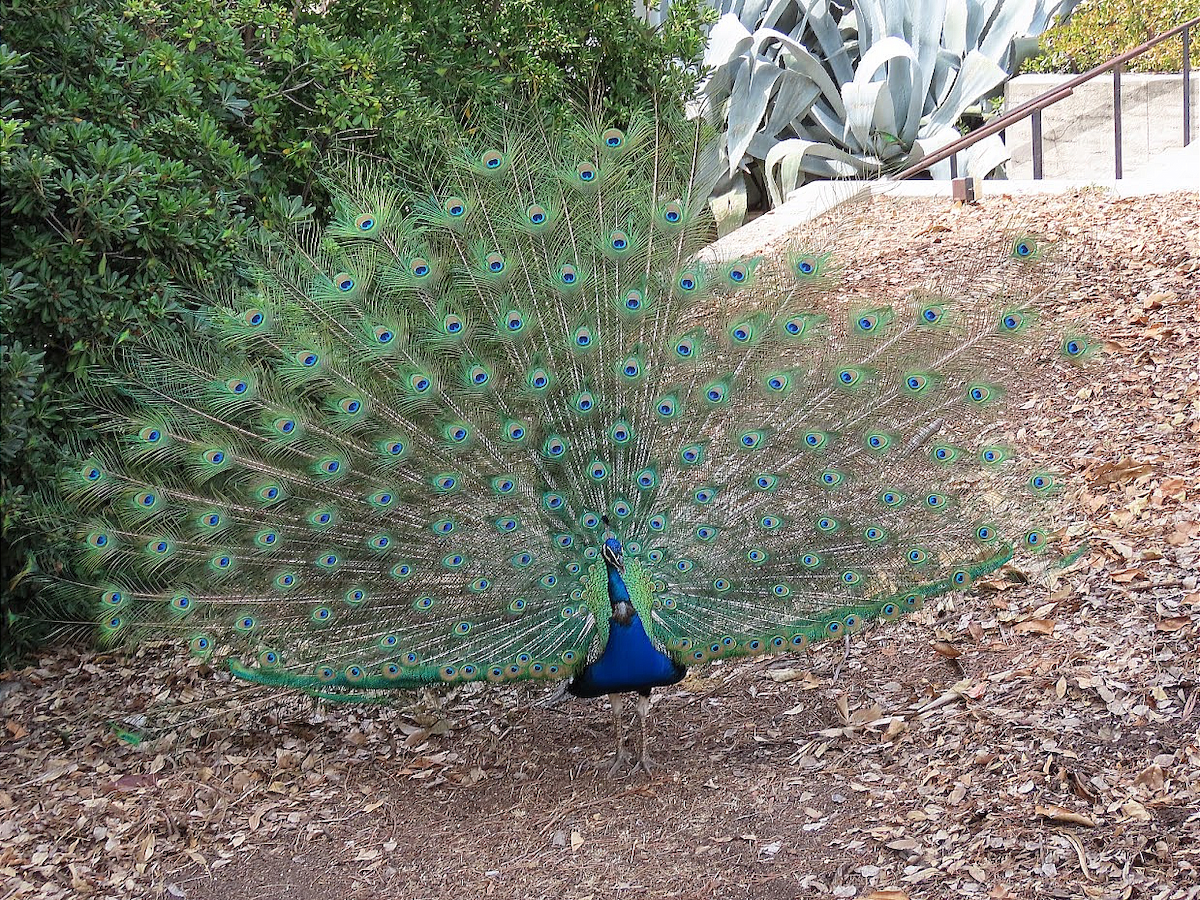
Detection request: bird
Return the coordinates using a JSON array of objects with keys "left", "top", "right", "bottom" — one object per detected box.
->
[{"left": 52, "top": 105, "right": 1090, "bottom": 774}]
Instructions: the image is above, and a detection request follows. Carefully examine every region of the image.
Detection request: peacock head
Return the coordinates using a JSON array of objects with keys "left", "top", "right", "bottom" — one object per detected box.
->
[
  {"left": 601, "top": 536, "right": 624, "bottom": 574},
  {"left": 602, "top": 537, "right": 634, "bottom": 625}
]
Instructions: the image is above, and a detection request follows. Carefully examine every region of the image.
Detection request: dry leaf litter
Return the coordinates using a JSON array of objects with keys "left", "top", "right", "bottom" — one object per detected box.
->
[{"left": 2, "top": 190, "right": 1197, "bottom": 900}]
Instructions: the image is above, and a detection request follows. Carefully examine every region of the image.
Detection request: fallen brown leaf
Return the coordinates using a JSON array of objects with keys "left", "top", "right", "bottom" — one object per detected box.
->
[
  {"left": 1035, "top": 804, "right": 1096, "bottom": 827},
  {"left": 1111, "top": 567, "right": 1147, "bottom": 583},
  {"left": 931, "top": 641, "right": 961, "bottom": 659},
  {"left": 103, "top": 773, "right": 158, "bottom": 793},
  {"left": 1013, "top": 619, "right": 1056, "bottom": 635}
]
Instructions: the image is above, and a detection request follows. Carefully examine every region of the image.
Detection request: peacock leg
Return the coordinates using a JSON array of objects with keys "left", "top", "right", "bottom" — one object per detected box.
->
[
  {"left": 634, "top": 692, "right": 656, "bottom": 775},
  {"left": 831, "top": 632, "right": 851, "bottom": 682},
  {"left": 607, "top": 693, "right": 632, "bottom": 776}
]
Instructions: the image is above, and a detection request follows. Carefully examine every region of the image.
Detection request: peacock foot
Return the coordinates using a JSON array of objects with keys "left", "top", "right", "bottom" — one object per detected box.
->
[
  {"left": 607, "top": 748, "right": 633, "bottom": 777},
  {"left": 633, "top": 749, "right": 656, "bottom": 776}
]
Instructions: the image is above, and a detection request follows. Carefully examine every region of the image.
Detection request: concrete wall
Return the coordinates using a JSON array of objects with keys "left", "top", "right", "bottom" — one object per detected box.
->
[{"left": 1001, "top": 73, "right": 1198, "bottom": 180}]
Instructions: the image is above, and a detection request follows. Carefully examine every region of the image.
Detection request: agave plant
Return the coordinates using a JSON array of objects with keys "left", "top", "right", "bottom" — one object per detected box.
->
[{"left": 686, "top": 0, "right": 1079, "bottom": 228}]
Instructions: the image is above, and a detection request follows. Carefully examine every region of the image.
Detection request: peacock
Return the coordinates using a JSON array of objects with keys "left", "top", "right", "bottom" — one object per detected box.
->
[{"left": 51, "top": 106, "right": 1090, "bottom": 774}]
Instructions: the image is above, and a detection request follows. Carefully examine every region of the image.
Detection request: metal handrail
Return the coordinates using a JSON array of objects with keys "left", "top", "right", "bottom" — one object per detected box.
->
[{"left": 894, "top": 15, "right": 1199, "bottom": 181}]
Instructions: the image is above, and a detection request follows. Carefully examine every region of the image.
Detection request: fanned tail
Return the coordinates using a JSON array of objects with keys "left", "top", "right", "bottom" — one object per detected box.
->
[{"left": 37, "top": 104, "right": 1091, "bottom": 727}]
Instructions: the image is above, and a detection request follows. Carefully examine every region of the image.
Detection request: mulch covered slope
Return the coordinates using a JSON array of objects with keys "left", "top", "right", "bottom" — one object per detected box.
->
[{"left": 2, "top": 189, "right": 1197, "bottom": 900}]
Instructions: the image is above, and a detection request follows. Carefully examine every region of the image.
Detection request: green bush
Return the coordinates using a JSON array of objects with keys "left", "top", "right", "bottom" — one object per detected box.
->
[
  {"left": 1023, "top": 0, "right": 1200, "bottom": 73},
  {"left": 0, "top": 0, "right": 712, "bottom": 659},
  {"left": 0, "top": 276, "right": 44, "bottom": 652}
]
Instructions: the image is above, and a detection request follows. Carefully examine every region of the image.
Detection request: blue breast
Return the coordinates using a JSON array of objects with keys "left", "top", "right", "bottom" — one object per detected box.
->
[{"left": 568, "top": 613, "right": 686, "bottom": 698}]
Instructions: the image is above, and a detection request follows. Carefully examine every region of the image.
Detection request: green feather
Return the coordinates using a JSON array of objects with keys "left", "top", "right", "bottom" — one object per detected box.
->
[{"left": 40, "top": 105, "right": 1085, "bottom": 744}]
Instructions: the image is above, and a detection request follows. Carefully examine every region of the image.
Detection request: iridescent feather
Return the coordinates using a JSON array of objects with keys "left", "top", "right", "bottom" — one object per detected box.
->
[{"left": 45, "top": 106, "right": 1088, "bottom": 762}]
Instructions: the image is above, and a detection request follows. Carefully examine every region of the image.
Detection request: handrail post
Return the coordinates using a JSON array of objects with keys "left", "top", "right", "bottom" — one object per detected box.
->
[
  {"left": 1031, "top": 108, "right": 1044, "bottom": 179},
  {"left": 1113, "top": 64, "right": 1123, "bottom": 179},
  {"left": 1186, "top": 23, "right": 1192, "bottom": 147},
  {"left": 891, "top": 16, "right": 1200, "bottom": 182}
]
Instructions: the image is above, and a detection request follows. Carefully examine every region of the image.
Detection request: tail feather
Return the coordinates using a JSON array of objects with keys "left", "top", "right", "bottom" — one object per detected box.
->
[{"left": 39, "top": 106, "right": 1088, "bottom": 715}]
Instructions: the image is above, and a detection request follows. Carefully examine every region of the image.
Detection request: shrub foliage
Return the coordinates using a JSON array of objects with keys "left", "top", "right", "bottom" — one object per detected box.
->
[
  {"left": 0, "top": 0, "right": 711, "bottom": 657},
  {"left": 1024, "top": 0, "right": 1200, "bottom": 73}
]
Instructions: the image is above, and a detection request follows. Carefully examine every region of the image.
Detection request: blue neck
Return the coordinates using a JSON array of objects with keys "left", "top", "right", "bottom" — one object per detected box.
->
[{"left": 606, "top": 563, "right": 631, "bottom": 607}]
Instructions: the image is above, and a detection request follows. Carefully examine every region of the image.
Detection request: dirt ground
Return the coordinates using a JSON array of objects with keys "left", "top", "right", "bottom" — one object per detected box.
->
[{"left": 2, "top": 190, "right": 1198, "bottom": 900}]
